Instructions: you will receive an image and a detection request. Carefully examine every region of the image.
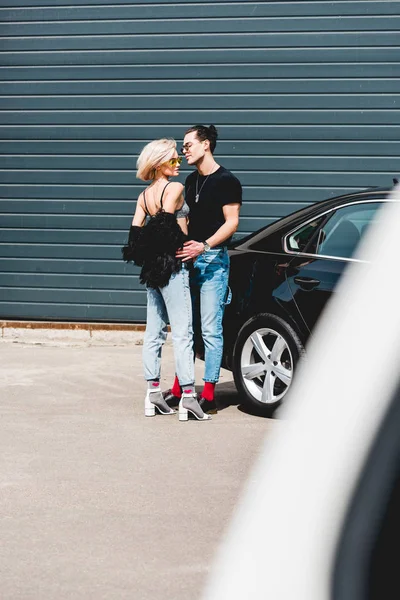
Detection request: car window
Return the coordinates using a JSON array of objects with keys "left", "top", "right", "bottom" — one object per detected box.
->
[
  {"left": 317, "top": 202, "right": 382, "bottom": 259},
  {"left": 286, "top": 216, "right": 326, "bottom": 253}
]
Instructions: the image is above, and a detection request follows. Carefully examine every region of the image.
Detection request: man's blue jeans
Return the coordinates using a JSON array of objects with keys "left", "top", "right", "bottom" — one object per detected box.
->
[
  {"left": 142, "top": 265, "right": 195, "bottom": 387},
  {"left": 190, "top": 248, "right": 230, "bottom": 383}
]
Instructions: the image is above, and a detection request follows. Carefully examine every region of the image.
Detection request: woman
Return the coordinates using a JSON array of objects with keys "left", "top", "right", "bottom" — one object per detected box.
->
[{"left": 123, "top": 138, "right": 210, "bottom": 421}]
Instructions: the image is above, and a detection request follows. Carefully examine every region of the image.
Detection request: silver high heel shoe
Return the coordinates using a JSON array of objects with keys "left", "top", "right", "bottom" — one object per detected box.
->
[
  {"left": 179, "top": 393, "right": 212, "bottom": 421},
  {"left": 145, "top": 389, "right": 176, "bottom": 417}
]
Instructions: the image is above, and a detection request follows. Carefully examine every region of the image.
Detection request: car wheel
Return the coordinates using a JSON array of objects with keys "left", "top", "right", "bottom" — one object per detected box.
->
[{"left": 233, "top": 313, "right": 304, "bottom": 416}]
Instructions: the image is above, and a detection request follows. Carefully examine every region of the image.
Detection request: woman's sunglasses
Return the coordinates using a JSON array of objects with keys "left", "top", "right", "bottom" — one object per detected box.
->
[{"left": 163, "top": 157, "right": 183, "bottom": 167}]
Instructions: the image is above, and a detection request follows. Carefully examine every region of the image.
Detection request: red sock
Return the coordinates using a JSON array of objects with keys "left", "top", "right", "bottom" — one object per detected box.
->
[
  {"left": 171, "top": 375, "right": 182, "bottom": 398},
  {"left": 202, "top": 382, "right": 215, "bottom": 401}
]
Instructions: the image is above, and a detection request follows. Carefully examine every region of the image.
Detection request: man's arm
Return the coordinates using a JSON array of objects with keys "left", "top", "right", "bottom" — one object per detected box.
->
[{"left": 176, "top": 203, "right": 241, "bottom": 262}]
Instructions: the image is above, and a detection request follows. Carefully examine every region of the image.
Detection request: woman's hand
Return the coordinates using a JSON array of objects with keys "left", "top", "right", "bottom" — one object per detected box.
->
[{"left": 176, "top": 240, "right": 205, "bottom": 262}]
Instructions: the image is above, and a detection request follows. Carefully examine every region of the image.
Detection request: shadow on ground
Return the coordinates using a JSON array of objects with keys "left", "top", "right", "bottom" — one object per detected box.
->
[
  {"left": 213, "top": 381, "right": 276, "bottom": 418},
  {"left": 164, "top": 380, "right": 273, "bottom": 419}
]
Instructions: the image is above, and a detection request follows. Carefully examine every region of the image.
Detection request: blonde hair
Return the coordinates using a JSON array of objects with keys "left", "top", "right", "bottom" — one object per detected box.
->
[{"left": 136, "top": 138, "right": 177, "bottom": 181}]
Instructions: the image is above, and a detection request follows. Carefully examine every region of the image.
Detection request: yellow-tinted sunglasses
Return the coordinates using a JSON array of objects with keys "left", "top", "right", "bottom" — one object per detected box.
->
[{"left": 164, "top": 157, "right": 183, "bottom": 167}]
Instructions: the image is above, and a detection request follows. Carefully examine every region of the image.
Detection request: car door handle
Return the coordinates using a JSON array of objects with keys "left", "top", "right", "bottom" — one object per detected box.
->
[{"left": 294, "top": 276, "right": 320, "bottom": 290}]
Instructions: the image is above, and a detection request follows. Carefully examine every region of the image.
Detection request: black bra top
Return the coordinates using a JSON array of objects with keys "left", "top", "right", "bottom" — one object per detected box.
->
[{"left": 142, "top": 181, "right": 171, "bottom": 216}]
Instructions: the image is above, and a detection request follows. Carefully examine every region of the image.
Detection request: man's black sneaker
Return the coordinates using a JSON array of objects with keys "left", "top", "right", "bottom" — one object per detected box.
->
[
  {"left": 162, "top": 389, "right": 180, "bottom": 408},
  {"left": 198, "top": 396, "right": 218, "bottom": 415}
]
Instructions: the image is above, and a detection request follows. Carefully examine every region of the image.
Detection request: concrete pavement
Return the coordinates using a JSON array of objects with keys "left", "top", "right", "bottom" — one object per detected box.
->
[{"left": 0, "top": 339, "right": 274, "bottom": 600}]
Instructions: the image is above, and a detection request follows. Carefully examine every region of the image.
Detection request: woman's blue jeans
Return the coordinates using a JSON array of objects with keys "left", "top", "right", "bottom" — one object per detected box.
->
[
  {"left": 142, "top": 265, "right": 195, "bottom": 387},
  {"left": 190, "top": 248, "right": 230, "bottom": 383}
]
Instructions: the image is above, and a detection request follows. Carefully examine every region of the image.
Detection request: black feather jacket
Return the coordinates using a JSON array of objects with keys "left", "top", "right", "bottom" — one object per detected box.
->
[{"left": 122, "top": 210, "right": 186, "bottom": 289}]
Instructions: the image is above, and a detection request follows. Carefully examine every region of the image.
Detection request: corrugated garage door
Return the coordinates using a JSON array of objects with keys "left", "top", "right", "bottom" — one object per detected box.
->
[{"left": 1, "top": 0, "right": 399, "bottom": 322}]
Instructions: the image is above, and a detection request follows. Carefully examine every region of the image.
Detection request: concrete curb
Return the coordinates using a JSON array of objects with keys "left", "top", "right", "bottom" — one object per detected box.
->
[{"left": 0, "top": 320, "right": 165, "bottom": 347}]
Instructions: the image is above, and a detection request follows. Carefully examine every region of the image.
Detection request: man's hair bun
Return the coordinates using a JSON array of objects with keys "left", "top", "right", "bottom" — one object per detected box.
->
[{"left": 185, "top": 124, "right": 219, "bottom": 153}]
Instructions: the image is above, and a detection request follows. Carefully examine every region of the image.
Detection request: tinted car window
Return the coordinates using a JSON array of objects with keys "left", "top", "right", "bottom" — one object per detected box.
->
[
  {"left": 317, "top": 202, "right": 382, "bottom": 259},
  {"left": 286, "top": 216, "right": 325, "bottom": 253}
]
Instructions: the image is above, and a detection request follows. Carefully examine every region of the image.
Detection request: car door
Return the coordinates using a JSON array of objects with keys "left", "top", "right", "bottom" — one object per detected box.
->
[{"left": 285, "top": 201, "right": 384, "bottom": 332}]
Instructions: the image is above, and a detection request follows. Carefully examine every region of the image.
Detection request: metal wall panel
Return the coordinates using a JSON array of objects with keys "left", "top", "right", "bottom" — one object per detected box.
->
[{"left": 1, "top": 0, "right": 399, "bottom": 322}]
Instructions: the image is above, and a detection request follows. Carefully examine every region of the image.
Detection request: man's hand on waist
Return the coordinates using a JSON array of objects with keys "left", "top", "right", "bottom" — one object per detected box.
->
[{"left": 176, "top": 240, "right": 206, "bottom": 262}]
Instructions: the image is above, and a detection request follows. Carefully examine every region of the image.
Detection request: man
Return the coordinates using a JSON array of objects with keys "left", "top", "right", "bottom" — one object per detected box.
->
[{"left": 164, "top": 124, "right": 242, "bottom": 414}]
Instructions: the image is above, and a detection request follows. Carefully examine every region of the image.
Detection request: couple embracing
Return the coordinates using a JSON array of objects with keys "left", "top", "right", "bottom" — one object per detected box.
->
[{"left": 123, "top": 125, "right": 242, "bottom": 421}]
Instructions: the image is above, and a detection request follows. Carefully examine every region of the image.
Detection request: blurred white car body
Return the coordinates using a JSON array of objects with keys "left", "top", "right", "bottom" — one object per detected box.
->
[{"left": 202, "top": 186, "right": 400, "bottom": 600}]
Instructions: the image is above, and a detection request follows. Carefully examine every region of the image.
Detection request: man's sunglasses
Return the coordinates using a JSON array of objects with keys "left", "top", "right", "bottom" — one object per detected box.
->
[{"left": 164, "top": 157, "right": 183, "bottom": 167}]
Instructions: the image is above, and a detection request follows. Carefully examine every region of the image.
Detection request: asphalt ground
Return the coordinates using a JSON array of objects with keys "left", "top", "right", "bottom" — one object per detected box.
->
[{"left": 0, "top": 340, "right": 273, "bottom": 600}]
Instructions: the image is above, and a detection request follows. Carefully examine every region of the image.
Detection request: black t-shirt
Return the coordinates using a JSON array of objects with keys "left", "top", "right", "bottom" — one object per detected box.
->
[{"left": 185, "top": 166, "right": 242, "bottom": 244}]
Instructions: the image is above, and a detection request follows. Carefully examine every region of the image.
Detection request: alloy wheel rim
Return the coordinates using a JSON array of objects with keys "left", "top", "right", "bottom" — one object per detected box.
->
[{"left": 240, "top": 327, "right": 293, "bottom": 404}]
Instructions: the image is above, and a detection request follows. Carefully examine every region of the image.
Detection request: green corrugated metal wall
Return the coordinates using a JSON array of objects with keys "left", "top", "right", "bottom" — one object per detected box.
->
[{"left": 1, "top": 0, "right": 399, "bottom": 322}]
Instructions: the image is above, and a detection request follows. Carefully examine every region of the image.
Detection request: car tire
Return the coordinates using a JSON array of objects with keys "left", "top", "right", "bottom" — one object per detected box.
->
[{"left": 232, "top": 313, "right": 305, "bottom": 416}]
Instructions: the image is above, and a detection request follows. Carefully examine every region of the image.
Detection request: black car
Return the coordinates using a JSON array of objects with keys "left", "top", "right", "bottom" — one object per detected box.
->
[{"left": 221, "top": 186, "right": 393, "bottom": 416}]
